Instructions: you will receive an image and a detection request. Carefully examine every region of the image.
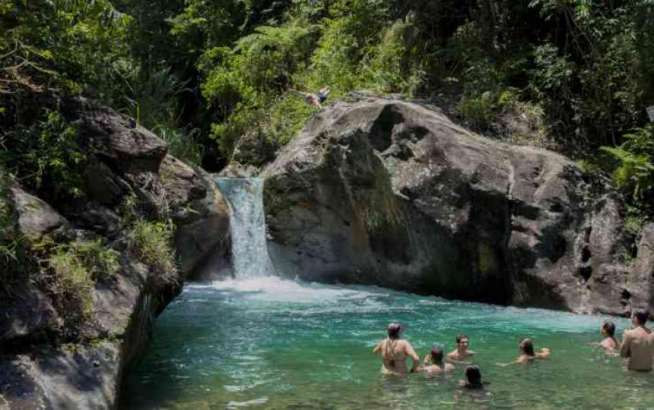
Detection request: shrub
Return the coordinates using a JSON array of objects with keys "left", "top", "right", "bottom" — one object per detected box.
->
[
  {"left": 154, "top": 125, "right": 204, "bottom": 166},
  {"left": 601, "top": 126, "right": 654, "bottom": 202},
  {"left": 127, "top": 220, "right": 177, "bottom": 275},
  {"left": 71, "top": 239, "right": 120, "bottom": 281},
  {"left": 457, "top": 92, "right": 497, "bottom": 131},
  {"left": 49, "top": 246, "right": 96, "bottom": 328},
  {"left": 0, "top": 110, "right": 85, "bottom": 202},
  {"left": 46, "top": 238, "right": 119, "bottom": 329}
]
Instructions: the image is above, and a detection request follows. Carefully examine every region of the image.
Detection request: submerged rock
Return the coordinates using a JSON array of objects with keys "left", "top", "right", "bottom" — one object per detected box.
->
[{"left": 263, "top": 98, "right": 650, "bottom": 314}]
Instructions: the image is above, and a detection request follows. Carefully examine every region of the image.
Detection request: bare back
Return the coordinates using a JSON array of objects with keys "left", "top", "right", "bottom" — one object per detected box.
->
[
  {"left": 374, "top": 338, "right": 419, "bottom": 375},
  {"left": 621, "top": 327, "right": 654, "bottom": 371}
]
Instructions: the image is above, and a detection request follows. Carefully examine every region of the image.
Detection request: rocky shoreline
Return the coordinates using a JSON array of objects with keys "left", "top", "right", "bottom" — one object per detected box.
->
[
  {"left": 2, "top": 96, "right": 653, "bottom": 409},
  {"left": 0, "top": 98, "right": 230, "bottom": 409}
]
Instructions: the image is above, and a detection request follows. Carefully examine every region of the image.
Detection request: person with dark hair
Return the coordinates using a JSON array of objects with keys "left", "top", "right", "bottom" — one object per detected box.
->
[
  {"left": 373, "top": 323, "right": 420, "bottom": 375},
  {"left": 422, "top": 345, "right": 455, "bottom": 375},
  {"left": 600, "top": 321, "right": 619, "bottom": 353},
  {"left": 497, "top": 338, "right": 550, "bottom": 366},
  {"left": 459, "top": 365, "right": 484, "bottom": 389},
  {"left": 447, "top": 335, "right": 475, "bottom": 363},
  {"left": 620, "top": 310, "right": 654, "bottom": 371}
]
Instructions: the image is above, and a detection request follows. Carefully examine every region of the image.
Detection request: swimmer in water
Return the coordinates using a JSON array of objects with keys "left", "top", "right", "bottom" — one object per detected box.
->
[
  {"left": 447, "top": 334, "right": 475, "bottom": 364},
  {"left": 422, "top": 345, "right": 455, "bottom": 375},
  {"left": 373, "top": 323, "right": 420, "bottom": 375},
  {"left": 497, "top": 338, "right": 550, "bottom": 366},
  {"left": 620, "top": 310, "right": 654, "bottom": 372},
  {"left": 599, "top": 321, "right": 619, "bottom": 354},
  {"left": 459, "top": 365, "right": 485, "bottom": 389}
]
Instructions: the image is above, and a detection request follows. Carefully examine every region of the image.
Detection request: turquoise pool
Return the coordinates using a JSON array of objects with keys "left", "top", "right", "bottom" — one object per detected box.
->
[{"left": 121, "top": 277, "right": 653, "bottom": 409}]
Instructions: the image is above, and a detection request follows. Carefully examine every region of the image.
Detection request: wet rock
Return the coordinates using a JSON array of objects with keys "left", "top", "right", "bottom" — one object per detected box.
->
[
  {"left": 263, "top": 98, "right": 643, "bottom": 313},
  {"left": 160, "top": 156, "right": 230, "bottom": 276}
]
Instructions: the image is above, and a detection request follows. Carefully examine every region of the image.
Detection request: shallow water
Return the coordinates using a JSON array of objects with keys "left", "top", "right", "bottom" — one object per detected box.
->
[{"left": 122, "top": 277, "right": 654, "bottom": 409}]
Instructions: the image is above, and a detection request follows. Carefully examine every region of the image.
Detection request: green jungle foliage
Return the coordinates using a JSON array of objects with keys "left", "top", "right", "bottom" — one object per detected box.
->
[
  {"left": 0, "top": 109, "right": 85, "bottom": 202},
  {"left": 1, "top": 0, "right": 654, "bottom": 211},
  {"left": 47, "top": 238, "right": 119, "bottom": 331},
  {"left": 127, "top": 219, "right": 177, "bottom": 277}
]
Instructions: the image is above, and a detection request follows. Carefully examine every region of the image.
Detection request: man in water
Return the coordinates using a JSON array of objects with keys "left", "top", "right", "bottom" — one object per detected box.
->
[
  {"left": 373, "top": 323, "right": 420, "bottom": 375},
  {"left": 422, "top": 345, "right": 455, "bottom": 375},
  {"left": 620, "top": 310, "right": 654, "bottom": 371},
  {"left": 447, "top": 335, "right": 475, "bottom": 363}
]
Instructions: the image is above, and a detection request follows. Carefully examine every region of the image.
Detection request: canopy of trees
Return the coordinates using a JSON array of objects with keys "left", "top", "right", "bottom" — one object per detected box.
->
[{"left": 1, "top": 0, "right": 654, "bottom": 214}]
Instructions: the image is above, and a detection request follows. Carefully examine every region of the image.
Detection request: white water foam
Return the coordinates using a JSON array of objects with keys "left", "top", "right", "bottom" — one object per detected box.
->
[{"left": 206, "top": 276, "right": 386, "bottom": 304}]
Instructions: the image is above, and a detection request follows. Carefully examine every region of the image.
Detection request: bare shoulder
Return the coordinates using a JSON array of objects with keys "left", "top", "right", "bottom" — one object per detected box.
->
[{"left": 516, "top": 355, "right": 529, "bottom": 364}]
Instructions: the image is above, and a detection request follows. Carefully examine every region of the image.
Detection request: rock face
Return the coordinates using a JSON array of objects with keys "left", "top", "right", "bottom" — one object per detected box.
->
[
  {"left": 263, "top": 98, "right": 652, "bottom": 314},
  {"left": 0, "top": 100, "right": 230, "bottom": 409}
]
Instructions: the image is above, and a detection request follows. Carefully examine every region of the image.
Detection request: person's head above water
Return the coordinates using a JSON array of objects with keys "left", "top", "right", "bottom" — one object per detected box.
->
[
  {"left": 632, "top": 310, "right": 649, "bottom": 327},
  {"left": 456, "top": 335, "right": 470, "bottom": 351},
  {"left": 602, "top": 321, "right": 616, "bottom": 337},
  {"left": 464, "top": 365, "right": 483, "bottom": 388},
  {"left": 519, "top": 338, "right": 535, "bottom": 356},
  {"left": 387, "top": 323, "right": 402, "bottom": 339},
  {"left": 430, "top": 345, "right": 444, "bottom": 364}
]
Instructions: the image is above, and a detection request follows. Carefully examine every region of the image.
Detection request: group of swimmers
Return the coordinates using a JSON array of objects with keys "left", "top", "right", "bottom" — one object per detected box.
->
[{"left": 373, "top": 310, "right": 654, "bottom": 390}]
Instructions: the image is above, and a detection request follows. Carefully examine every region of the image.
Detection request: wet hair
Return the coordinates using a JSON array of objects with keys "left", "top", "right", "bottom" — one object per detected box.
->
[
  {"left": 602, "top": 321, "right": 616, "bottom": 337},
  {"left": 634, "top": 310, "right": 650, "bottom": 326},
  {"left": 464, "top": 366, "right": 483, "bottom": 388},
  {"left": 456, "top": 334, "right": 469, "bottom": 344},
  {"left": 430, "top": 346, "right": 444, "bottom": 364},
  {"left": 520, "top": 338, "right": 535, "bottom": 356},
  {"left": 387, "top": 323, "right": 402, "bottom": 340}
]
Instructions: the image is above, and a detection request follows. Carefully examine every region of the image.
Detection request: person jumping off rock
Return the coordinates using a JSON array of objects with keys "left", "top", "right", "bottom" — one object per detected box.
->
[{"left": 293, "top": 86, "right": 331, "bottom": 109}]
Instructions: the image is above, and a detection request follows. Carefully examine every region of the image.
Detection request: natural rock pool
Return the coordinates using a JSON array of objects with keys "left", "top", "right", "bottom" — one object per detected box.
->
[{"left": 121, "top": 277, "right": 654, "bottom": 409}]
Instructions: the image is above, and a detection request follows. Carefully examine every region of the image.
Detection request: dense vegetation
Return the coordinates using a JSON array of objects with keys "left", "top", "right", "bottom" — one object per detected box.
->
[{"left": 1, "top": 0, "right": 653, "bottom": 212}]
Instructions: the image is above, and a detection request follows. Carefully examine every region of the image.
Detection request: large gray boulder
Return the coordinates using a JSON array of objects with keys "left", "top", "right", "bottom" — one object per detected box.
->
[
  {"left": 263, "top": 98, "right": 648, "bottom": 314},
  {"left": 0, "top": 101, "right": 230, "bottom": 409}
]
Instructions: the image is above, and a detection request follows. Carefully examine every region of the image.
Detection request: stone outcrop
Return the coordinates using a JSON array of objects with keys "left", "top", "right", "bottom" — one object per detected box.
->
[
  {"left": 0, "top": 100, "right": 229, "bottom": 409},
  {"left": 263, "top": 98, "right": 652, "bottom": 315}
]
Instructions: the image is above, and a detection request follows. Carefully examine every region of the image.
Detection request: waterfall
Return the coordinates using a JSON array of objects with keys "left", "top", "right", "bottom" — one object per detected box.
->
[{"left": 215, "top": 177, "right": 276, "bottom": 278}]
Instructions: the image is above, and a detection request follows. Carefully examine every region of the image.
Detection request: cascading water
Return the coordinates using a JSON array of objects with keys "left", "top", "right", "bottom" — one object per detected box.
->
[
  {"left": 122, "top": 178, "right": 651, "bottom": 410},
  {"left": 215, "top": 177, "right": 276, "bottom": 278}
]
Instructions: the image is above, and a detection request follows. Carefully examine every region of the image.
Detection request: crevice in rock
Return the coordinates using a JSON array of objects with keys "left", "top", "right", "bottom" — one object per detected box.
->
[
  {"left": 581, "top": 247, "right": 591, "bottom": 263},
  {"left": 369, "top": 105, "right": 404, "bottom": 152},
  {"left": 578, "top": 265, "right": 592, "bottom": 282},
  {"left": 620, "top": 289, "right": 632, "bottom": 308}
]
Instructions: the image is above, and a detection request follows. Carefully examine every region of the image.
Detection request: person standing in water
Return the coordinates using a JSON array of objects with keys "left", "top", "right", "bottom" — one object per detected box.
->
[
  {"left": 422, "top": 345, "right": 455, "bottom": 375},
  {"left": 497, "top": 338, "right": 550, "bottom": 366},
  {"left": 373, "top": 323, "right": 420, "bottom": 375},
  {"left": 447, "top": 335, "right": 475, "bottom": 363},
  {"left": 599, "top": 321, "right": 619, "bottom": 353},
  {"left": 620, "top": 310, "right": 654, "bottom": 371}
]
